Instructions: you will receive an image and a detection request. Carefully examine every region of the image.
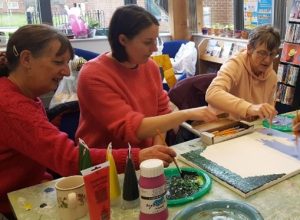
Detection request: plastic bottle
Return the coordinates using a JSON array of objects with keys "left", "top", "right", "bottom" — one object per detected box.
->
[
  {"left": 139, "top": 159, "right": 168, "bottom": 220},
  {"left": 121, "top": 145, "right": 139, "bottom": 209}
]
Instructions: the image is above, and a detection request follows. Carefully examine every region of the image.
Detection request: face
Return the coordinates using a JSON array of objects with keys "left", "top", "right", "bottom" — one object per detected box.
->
[
  {"left": 27, "top": 40, "right": 71, "bottom": 96},
  {"left": 248, "top": 42, "right": 278, "bottom": 76},
  {"left": 119, "top": 24, "right": 159, "bottom": 65}
]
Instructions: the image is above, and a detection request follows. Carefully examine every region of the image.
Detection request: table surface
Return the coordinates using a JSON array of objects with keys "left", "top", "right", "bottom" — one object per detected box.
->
[{"left": 8, "top": 119, "right": 300, "bottom": 220}]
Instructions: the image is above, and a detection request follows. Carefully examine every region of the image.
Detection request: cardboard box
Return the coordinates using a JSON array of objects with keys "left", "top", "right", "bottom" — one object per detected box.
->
[{"left": 200, "top": 120, "right": 254, "bottom": 145}]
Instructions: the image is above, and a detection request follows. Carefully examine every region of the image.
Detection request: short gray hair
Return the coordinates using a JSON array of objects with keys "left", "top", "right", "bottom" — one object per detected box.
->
[{"left": 248, "top": 25, "right": 281, "bottom": 51}]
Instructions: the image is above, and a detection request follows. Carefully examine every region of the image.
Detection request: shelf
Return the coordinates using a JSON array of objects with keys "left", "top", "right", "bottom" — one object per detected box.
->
[
  {"left": 280, "top": 60, "right": 300, "bottom": 67},
  {"left": 197, "top": 38, "right": 247, "bottom": 70},
  {"left": 200, "top": 54, "right": 226, "bottom": 64},
  {"left": 277, "top": 81, "right": 296, "bottom": 88}
]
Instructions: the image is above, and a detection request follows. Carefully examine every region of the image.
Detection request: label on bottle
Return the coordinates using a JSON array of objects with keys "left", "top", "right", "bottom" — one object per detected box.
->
[{"left": 139, "top": 185, "right": 167, "bottom": 214}]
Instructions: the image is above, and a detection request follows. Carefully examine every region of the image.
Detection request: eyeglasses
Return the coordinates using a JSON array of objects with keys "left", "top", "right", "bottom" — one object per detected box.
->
[{"left": 255, "top": 50, "right": 279, "bottom": 59}]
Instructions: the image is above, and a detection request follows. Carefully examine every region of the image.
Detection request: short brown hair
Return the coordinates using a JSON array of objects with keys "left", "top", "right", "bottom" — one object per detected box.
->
[
  {"left": 5, "top": 24, "right": 74, "bottom": 73},
  {"left": 108, "top": 5, "right": 159, "bottom": 62}
]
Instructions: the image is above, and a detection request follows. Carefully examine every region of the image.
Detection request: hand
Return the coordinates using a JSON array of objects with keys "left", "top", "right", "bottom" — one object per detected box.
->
[
  {"left": 293, "top": 122, "right": 300, "bottom": 132},
  {"left": 246, "top": 103, "right": 277, "bottom": 120},
  {"left": 139, "top": 145, "right": 176, "bottom": 167},
  {"left": 293, "top": 113, "right": 300, "bottom": 132},
  {"left": 183, "top": 106, "right": 217, "bottom": 122}
]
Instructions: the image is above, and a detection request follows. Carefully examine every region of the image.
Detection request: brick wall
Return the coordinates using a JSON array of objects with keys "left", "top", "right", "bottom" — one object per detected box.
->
[
  {"left": 0, "top": 0, "right": 26, "bottom": 13},
  {"left": 203, "top": 0, "right": 234, "bottom": 26}
]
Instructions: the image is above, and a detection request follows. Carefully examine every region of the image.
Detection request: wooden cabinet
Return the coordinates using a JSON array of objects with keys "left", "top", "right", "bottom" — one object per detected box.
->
[{"left": 197, "top": 36, "right": 247, "bottom": 74}]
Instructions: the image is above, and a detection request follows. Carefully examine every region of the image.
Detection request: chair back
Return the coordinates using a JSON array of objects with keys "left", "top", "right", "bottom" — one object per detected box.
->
[
  {"left": 74, "top": 48, "right": 99, "bottom": 61},
  {"left": 168, "top": 73, "right": 217, "bottom": 110},
  {"left": 162, "top": 40, "right": 188, "bottom": 58},
  {"left": 47, "top": 101, "right": 80, "bottom": 141}
]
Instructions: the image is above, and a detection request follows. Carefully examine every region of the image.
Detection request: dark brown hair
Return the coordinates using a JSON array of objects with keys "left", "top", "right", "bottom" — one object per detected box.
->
[
  {"left": 1, "top": 24, "right": 74, "bottom": 76},
  {"left": 108, "top": 4, "right": 159, "bottom": 62},
  {"left": 248, "top": 25, "right": 281, "bottom": 51}
]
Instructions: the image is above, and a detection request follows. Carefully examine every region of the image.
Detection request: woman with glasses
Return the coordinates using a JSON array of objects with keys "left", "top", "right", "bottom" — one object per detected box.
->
[{"left": 206, "top": 25, "right": 281, "bottom": 121}]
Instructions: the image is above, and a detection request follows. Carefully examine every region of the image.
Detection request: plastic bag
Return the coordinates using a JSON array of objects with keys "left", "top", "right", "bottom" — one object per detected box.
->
[
  {"left": 171, "top": 41, "right": 197, "bottom": 77},
  {"left": 49, "top": 56, "right": 86, "bottom": 109}
]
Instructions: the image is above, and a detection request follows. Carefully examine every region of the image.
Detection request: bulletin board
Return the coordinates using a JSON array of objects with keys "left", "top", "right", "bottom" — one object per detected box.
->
[{"left": 244, "top": 0, "right": 273, "bottom": 29}]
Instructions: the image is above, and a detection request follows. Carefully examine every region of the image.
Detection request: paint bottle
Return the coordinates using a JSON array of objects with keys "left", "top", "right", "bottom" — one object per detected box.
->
[
  {"left": 121, "top": 146, "right": 139, "bottom": 209},
  {"left": 139, "top": 159, "right": 168, "bottom": 220}
]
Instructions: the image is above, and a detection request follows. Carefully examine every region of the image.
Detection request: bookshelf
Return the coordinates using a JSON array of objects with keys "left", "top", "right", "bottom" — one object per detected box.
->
[
  {"left": 197, "top": 37, "right": 247, "bottom": 74},
  {"left": 276, "top": 0, "right": 300, "bottom": 113}
]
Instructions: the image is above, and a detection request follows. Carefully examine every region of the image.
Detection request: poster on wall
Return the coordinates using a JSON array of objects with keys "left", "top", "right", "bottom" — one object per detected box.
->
[{"left": 244, "top": 0, "right": 273, "bottom": 30}]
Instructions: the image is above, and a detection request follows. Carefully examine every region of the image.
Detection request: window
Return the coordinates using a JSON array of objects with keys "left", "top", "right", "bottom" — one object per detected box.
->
[
  {"left": 7, "top": 2, "right": 19, "bottom": 10},
  {"left": 188, "top": 0, "right": 234, "bottom": 34},
  {"left": 50, "top": 0, "right": 169, "bottom": 35},
  {"left": 0, "top": 0, "right": 286, "bottom": 38},
  {"left": 0, "top": 0, "right": 169, "bottom": 36}
]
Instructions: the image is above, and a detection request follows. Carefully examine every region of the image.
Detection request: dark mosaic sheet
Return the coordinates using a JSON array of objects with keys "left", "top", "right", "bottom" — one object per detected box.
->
[{"left": 181, "top": 149, "right": 285, "bottom": 194}]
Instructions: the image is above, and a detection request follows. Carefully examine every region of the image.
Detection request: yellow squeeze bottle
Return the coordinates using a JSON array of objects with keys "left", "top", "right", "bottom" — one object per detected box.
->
[{"left": 106, "top": 143, "right": 121, "bottom": 206}]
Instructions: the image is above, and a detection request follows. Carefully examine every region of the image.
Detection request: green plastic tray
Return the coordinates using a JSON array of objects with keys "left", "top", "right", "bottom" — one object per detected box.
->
[
  {"left": 262, "top": 114, "right": 295, "bottom": 132},
  {"left": 164, "top": 167, "right": 211, "bottom": 206}
]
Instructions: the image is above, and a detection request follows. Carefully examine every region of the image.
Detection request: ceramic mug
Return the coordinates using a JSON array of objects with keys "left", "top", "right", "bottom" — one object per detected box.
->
[{"left": 55, "top": 175, "right": 88, "bottom": 220}]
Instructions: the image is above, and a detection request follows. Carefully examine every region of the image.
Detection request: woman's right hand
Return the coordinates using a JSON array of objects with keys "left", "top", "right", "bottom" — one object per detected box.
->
[
  {"left": 183, "top": 106, "right": 217, "bottom": 122},
  {"left": 139, "top": 145, "right": 177, "bottom": 167},
  {"left": 246, "top": 103, "right": 277, "bottom": 121}
]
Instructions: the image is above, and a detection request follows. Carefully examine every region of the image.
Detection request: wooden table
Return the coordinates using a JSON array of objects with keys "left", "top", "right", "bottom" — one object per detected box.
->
[{"left": 8, "top": 120, "right": 300, "bottom": 220}]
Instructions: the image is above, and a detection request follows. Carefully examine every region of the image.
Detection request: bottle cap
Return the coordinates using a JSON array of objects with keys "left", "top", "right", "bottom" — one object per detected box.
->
[{"left": 140, "top": 159, "right": 164, "bottom": 178}]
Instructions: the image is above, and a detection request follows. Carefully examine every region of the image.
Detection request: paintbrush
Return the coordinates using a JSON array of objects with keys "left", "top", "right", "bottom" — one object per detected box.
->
[
  {"left": 294, "top": 109, "right": 299, "bottom": 144},
  {"left": 156, "top": 129, "right": 185, "bottom": 179}
]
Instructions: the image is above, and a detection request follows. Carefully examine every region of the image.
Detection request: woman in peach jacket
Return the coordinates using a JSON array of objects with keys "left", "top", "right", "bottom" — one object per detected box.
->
[{"left": 206, "top": 25, "right": 281, "bottom": 121}]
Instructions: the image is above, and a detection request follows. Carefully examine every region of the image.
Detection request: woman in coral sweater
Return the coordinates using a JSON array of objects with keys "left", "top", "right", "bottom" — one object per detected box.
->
[{"left": 76, "top": 5, "right": 217, "bottom": 148}]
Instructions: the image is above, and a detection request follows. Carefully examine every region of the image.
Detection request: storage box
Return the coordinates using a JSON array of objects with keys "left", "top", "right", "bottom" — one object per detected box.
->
[{"left": 200, "top": 120, "right": 254, "bottom": 145}]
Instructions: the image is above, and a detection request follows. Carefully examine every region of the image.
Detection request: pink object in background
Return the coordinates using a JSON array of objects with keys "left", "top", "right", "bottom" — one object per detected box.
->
[{"left": 69, "top": 14, "right": 88, "bottom": 38}]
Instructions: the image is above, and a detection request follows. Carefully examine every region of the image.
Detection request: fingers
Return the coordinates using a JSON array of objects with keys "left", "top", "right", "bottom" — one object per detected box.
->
[
  {"left": 293, "top": 123, "right": 300, "bottom": 132},
  {"left": 259, "top": 103, "right": 277, "bottom": 120},
  {"left": 139, "top": 145, "right": 177, "bottom": 167},
  {"left": 202, "top": 108, "right": 218, "bottom": 122},
  {"left": 157, "top": 145, "right": 177, "bottom": 157},
  {"left": 247, "top": 103, "right": 277, "bottom": 120},
  {"left": 153, "top": 146, "right": 176, "bottom": 166}
]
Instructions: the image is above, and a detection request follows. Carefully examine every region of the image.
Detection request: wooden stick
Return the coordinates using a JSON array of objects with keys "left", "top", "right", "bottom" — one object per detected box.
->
[{"left": 156, "top": 129, "right": 183, "bottom": 178}]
